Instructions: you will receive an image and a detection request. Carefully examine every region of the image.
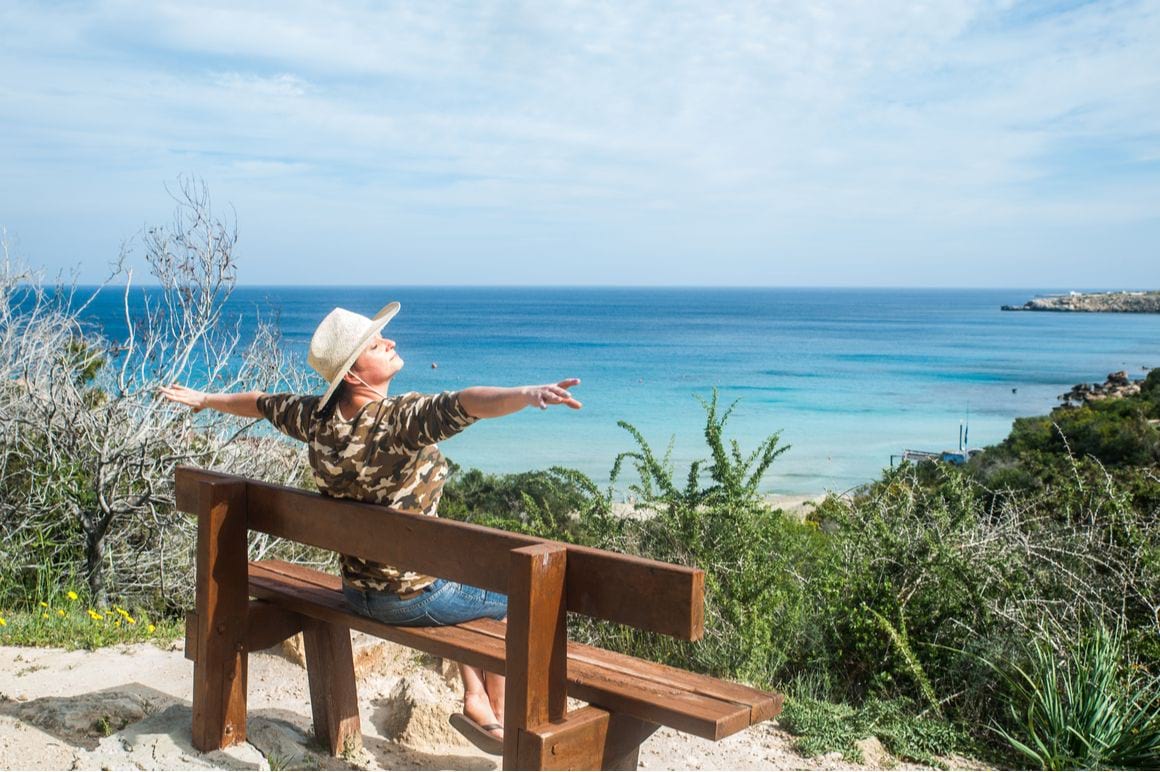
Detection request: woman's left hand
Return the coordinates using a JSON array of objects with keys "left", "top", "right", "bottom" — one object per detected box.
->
[
  {"left": 158, "top": 383, "right": 209, "bottom": 412},
  {"left": 524, "top": 378, "right": 583, "bottom": 410}
]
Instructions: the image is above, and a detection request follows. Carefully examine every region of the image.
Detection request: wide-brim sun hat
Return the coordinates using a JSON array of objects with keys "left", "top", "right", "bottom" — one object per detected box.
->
[{"left": 308, "top": 302, "right": 400, "bottom": 405}]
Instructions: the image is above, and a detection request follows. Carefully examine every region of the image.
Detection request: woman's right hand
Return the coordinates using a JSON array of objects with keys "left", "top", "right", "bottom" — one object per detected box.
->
[
  {"left": 523, "top": 378, "right": 583, "bottom": 410},
  {"left": 158, "top": 383, "right": 209, "bottom": 413}
]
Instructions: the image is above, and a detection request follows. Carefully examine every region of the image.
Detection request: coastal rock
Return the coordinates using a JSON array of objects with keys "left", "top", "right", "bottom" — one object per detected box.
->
[
  {"left": 1059, "top": 371, "right": 1144, "bottom": 406},
  {"left": 1002, "top": 290, "right": 1160, "bottom": 313}
]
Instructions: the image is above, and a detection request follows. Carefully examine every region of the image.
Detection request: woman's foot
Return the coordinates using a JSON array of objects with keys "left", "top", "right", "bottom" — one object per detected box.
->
[{"left": 463, "top": 691, "right": 503, "bottom": 742}]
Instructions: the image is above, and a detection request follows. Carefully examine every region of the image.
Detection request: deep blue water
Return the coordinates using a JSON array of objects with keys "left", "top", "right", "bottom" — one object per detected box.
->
[{"left": 77, "top": 287, "right": 1159, "bottom": 494}]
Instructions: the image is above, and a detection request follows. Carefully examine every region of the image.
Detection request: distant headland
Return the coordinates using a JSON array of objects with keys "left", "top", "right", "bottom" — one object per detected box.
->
[{"left": 1002, "top": 290, "right": 1160, "bottom": 313}]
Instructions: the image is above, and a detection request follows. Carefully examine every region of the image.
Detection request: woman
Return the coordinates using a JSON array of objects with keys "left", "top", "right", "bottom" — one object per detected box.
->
[{"left": 159, "top": 302, "right": 581, "bottom": 754}]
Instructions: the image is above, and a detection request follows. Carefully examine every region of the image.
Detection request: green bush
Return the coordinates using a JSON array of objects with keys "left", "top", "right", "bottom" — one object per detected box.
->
[
  {"left": 436, "top": 389, "right": 1156, "bottom": 768},
  {"left": 440, "top": 464, "right": 610, "bottom": 542}
]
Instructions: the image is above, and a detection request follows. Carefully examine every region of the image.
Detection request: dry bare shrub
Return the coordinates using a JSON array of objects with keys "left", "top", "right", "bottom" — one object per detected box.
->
[{"left": 0, "top": 181, "right": 327, "bottom": 611}]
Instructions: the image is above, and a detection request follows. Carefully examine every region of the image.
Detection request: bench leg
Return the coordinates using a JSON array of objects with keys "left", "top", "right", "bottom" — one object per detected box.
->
[
  {"left": 191, "top": 619, "right": 248, "bottom": 751},
  {"left": 601, "top": 713, "right": 659, "bottom": 770},
  {"left": 190, "top": 480, "right": 249, "bottom": 752},
  {"left": 303, "top": 620, "right": 362, "bottom": 756}
]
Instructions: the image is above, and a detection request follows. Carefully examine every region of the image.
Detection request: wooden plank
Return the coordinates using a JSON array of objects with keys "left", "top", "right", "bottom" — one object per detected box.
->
[
  {"left": 504, "top": 544, "right": 568, "bottom": 770},
  {"left": 455, "top": 617, "right": 778, "bottom": 728},
  {"left": 564, "top": 544, "right": 705, "bottom": 644},
  {"left": 176, "top": 466, "right": 704, "bottom": 640},
  {"left": 515, "top": 706, "right": 610, "bottom": 770},
  {"left": 248, "top": 561, "right": 749, "bottom": 740},
  {"left": 191, "top": 480, "right": 249, "bottom": 751},
  {"left": 302, "top": 620, "right": 362, "bottom": 756},
  {"left": 248, "top": 563, "right": 507, "bottom": 673},
  {"left": 246, "top": 600, "right": 307, "bottom": 653},
  {"left": 453, "top": 618, "right": 778, "bottom": 726},
  {"left": 567, "top": 657, "right": 749, "bottom": 740},
  {"left": 184, "top": 611, "right": 198, "bottom": 662},
  {"left": 562, "top": 642, "right": 780, "bottom": 725}
]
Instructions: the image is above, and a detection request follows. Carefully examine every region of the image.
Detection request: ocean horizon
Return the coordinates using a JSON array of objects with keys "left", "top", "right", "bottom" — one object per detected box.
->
[{"left": 76, "top": 286, "right": 1159, "bottom": 495}]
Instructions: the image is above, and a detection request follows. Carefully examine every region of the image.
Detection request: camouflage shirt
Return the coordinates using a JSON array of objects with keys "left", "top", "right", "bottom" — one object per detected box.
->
[{"left": 257, "top": 390, "right": 478, "bottom": 594}]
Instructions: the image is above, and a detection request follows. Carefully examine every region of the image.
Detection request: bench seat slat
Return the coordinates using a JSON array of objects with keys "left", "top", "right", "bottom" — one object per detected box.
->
[
  {"left": 249, "top": 564, "right": 508, "bottom": 673},
  {"left": 460, "top": 621, "right": 781, "bottom": 726},
  {"left": 249, "top": 561, "right": 762, "bottom": 740},
  {"left": 254, "top": 560, "right": 774, "bottom": 724}
]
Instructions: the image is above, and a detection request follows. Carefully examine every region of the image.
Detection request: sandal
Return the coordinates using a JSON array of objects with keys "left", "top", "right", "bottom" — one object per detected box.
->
[{"left": 449, "top": 712, "right": 504, "bottom": 755}]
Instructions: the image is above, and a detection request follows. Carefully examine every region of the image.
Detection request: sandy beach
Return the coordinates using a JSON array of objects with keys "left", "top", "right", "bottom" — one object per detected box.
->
[{"left": 0, "top": 635, "right": 966, "bottom": 771}]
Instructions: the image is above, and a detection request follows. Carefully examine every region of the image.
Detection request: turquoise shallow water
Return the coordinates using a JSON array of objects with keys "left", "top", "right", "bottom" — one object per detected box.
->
[{"left": 79, "top": 287, "right": 1159, "bottom": 494}]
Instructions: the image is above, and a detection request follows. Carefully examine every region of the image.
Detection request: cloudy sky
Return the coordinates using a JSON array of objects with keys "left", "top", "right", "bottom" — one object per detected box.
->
[{"left": 1, "top": 1, "right": 1158, "bottom": 286}]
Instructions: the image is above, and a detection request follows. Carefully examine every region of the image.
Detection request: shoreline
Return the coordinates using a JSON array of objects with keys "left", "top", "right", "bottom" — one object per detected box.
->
[{"left": 608, "top": 493, "right": 826, "bottom": 521}]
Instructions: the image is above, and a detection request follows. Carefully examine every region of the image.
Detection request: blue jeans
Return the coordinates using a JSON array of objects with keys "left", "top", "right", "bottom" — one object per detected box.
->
[{"left": 343, "top": 579, "right": 508, "bottom": 627}]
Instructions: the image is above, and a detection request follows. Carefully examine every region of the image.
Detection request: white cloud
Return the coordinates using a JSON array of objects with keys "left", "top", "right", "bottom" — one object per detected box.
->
[{"left": 0, "top": 0, "right": 1157, "bottom": 284}]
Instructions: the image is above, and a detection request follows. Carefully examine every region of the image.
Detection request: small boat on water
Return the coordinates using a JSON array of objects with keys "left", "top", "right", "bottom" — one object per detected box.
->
[{"left": 891, "top": 422, "right": 982, "bottom": 467}]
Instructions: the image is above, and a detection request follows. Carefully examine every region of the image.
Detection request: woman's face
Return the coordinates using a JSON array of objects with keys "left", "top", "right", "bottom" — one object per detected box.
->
[{"left": 349, "top": 334, "right": 404, "bottom": 387}]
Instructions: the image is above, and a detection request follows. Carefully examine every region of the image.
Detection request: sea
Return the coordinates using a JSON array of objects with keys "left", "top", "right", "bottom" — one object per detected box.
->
[{"left": 76, "top": 287, "right": 1158, "bottom": 495}]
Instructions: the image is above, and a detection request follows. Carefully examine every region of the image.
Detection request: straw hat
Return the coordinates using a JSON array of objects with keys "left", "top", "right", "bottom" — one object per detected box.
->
[{"left": 308, "top": 303, "right": 400, "bottom": 404}]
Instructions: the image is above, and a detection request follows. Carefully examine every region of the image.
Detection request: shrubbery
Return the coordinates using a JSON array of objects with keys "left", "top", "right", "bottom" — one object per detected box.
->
[
  {"left": 0, "top": 183, "right": 324, "bottom": 615},
  {"left": 443, "top": 385, "right": 1160, "bottom": 768}
]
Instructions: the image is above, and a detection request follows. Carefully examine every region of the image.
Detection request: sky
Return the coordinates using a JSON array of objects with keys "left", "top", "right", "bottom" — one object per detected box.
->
[{"left": 1, "top": 0, "right": 1158, "bottom": 287}]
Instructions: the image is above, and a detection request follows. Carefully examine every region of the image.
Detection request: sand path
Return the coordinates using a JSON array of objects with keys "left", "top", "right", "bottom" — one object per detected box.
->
[{"left": 0, "top": 636, "right": 956, "bottom": 771}]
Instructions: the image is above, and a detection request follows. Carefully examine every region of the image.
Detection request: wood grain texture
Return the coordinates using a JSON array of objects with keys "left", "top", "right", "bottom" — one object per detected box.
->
[
  {"left": 249, "top": 562, "right": 507, "bottom": 672},
  {"left": 177, "top": 466, "right": 704, "bottom": 640},
  {"left": 184, "top": 611, "right": 198, "bottom": 662},
  {"left": 515, "top": 706, "right": 610, "bottom": 770},
  {"left": 191, "top": 480, "right": 249, "bottom": 751},
  {"left": 248, "top": 560, "right": 773, "bottom": 741},
  {"left": 246, "top": 599, "right": 308, "bottom": 653},
  {"left": 302, "top": 621, "right": 362, "bottom": 756},
  {"left": 601, "top": 714, "right": 660, "bottom": 770},
  {"left": 504, "top": 544, "right": 568, "bottom": 769}
]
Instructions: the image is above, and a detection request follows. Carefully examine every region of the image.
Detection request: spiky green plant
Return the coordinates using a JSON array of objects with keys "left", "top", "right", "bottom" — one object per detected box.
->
[{"left": 993, "top": 624, "right": 1160, "bottom": 769}]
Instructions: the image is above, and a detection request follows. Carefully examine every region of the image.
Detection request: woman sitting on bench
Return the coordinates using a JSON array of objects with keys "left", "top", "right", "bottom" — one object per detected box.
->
[{"left": 159, "top": 301, "right": 582, "bottom": 754}]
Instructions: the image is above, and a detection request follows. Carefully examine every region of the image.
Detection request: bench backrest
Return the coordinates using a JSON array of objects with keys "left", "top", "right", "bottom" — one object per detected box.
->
[{"left": 176, "top": 466, "right": 705, "bottom": 641}]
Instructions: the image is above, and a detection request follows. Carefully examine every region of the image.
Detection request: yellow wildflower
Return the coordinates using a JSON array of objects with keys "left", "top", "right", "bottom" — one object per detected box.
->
[
  {"left": 125, "top": 615, "right": 136, "bottom": 625},
  {"left": 42, "top": 613, "right": 49, "bottom": 619},
  {"left": 67, "top": 591, "right": 78, "bottom": 601},
  {"left": 56, "top": 609, "right": 65, "bottom": 617},
  {"left": 39, "top": 601, "right": 48, "bottom": 608},
  {"left": 0, "top": 617, "right": 6, "bottom": 626},
  {"left": 146, "top": 624, "right": 156, "bottom": 634},
  {"left": 114, "top": 620, "right": 121, "bottom": 627},
  {"left": 87, "top": 609, "right": 103, "bottom": 621}
]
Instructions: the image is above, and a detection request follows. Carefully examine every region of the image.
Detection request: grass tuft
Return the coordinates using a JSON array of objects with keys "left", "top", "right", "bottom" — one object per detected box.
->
[
  {"left": 780, "top": 696, "right": 965, "bottom": 767},
  {"left": 0, "top": 601, "right": 179, "bottom": 649}
]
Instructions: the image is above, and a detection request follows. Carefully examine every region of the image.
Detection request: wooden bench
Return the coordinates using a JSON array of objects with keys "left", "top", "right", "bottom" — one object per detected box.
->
[{"left": 177, "top": 466, "right": 781, "bottom": 770}]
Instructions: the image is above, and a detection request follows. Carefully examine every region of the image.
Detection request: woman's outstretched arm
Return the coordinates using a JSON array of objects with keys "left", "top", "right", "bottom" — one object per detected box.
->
[
  {"left": 157, "top": 384, "right": 265, "bottom": 418},
  {"left": 458, "top": 378, "right": 582, "bottom": 419}
]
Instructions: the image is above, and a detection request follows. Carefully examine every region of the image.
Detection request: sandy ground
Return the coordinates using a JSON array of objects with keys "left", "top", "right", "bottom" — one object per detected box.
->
[
  {"left": 0, "top": 635, "right": 978, "bottom": 772},
  {"left": 609, "top": 494, "right": 826, "bottom": 522}
]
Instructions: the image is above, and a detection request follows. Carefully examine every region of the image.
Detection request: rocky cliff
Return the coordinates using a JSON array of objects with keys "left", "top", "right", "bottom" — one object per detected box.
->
[{"left": 1002, "top": 291, "right": 1160, "bottom": 313}]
